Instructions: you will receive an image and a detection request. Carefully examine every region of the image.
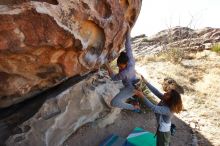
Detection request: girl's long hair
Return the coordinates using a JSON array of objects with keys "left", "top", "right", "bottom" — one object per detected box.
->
[{"left": 165, "top": 89, "right": 183, "bottom": 113}]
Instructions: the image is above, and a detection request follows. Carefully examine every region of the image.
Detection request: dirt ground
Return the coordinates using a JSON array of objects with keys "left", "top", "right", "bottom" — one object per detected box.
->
[
  {"left": 64, "top": 109, "right": 213, "bottom": 146},
  {"left": 64, "top": 110, "right": 192, "bottom": 146}
]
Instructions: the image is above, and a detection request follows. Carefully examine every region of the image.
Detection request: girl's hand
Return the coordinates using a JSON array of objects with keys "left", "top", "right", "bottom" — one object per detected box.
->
[{"left": 134, "top": 90, "right": 145, "bottom": 98}]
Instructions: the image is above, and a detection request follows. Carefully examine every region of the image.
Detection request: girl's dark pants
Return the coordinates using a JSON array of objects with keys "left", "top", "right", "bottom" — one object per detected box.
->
[{"left": 157, "top": 131, "right": 171, "bottom": 146}]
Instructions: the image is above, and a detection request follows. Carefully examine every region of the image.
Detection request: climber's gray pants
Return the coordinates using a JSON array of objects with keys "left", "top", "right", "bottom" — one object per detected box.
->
[{"left": 111, "top": 86, "right": 136, "bottom": 110}]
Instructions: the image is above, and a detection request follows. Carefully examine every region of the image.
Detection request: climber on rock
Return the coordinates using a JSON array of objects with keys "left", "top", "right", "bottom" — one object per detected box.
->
[{"left": 105, "top": 29, "right": 140, "bottom": 112}]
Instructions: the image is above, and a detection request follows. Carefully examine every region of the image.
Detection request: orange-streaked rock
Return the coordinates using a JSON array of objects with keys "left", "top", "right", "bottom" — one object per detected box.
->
[{"left": 0, "top": 0, "right": 142, "bottom": 107}]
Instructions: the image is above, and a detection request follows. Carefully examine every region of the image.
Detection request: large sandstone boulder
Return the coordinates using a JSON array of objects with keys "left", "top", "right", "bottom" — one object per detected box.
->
[
  {"left": 0, "top": 0, "right": 142, "bottom": 108},
  {"left": 5, "top": 71, "right": 123, "bottom": 146}
]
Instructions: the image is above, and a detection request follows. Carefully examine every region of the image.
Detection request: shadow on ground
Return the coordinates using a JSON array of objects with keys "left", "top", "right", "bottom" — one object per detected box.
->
[{"left": 64, "top": 110, "right": 213, "bottom": 146}]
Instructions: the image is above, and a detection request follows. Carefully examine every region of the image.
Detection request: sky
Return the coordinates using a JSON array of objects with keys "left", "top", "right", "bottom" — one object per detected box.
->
[{"left": 131, "top": 0, "right": 220, "bottom": 37}]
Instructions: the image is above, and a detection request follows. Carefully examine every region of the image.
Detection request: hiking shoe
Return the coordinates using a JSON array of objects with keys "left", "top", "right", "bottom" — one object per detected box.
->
[
  {"left": 132, "top": 104, "right": 141, "bottom": 113},
  {"left": 132, "top": 109, "right": 141, "bottom": 113}
]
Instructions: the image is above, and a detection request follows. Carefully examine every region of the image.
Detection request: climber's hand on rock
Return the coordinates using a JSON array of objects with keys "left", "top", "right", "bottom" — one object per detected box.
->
[
  {"left": 93, "top": 68, "right": 99, "bottom": 72},
  {"left": 104, "top": 63, "right": 113, "bottom": 76},
  {"left": 127, "top": 24, "right": 131, "bottom": 32}
]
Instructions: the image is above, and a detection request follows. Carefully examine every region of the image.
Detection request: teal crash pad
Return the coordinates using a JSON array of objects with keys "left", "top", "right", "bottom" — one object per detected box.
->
[{"left": 126, "top": 127, "right": 156, "bottom": 146}]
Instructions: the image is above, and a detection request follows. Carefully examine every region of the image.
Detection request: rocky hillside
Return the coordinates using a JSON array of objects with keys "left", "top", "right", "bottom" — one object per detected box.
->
[{"left": 131, "top": 26, "right": 220, "bottom": 56}]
